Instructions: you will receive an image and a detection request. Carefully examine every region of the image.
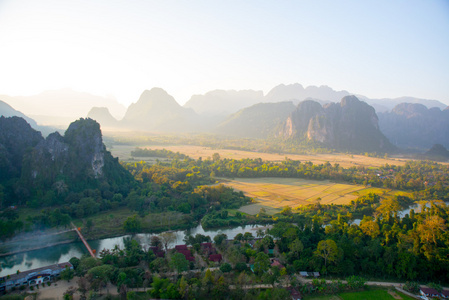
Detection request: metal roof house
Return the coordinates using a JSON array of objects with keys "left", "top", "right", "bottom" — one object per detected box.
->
[
  {"left": 420, "top": 287, "right": 440, "bottom": 300},
  {"left": 0, "top": 262, "right": 72, "bottom": 291}
]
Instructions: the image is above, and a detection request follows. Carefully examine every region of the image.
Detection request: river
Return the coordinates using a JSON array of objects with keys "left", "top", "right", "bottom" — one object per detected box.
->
[{"left": 0, "top": 223, "right": 270, "bottom": 277}]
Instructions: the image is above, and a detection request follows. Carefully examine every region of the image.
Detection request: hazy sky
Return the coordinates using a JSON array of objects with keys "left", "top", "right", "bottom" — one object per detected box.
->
[{"left": 0, "top": 0, "right": 448, "bottom": 106}]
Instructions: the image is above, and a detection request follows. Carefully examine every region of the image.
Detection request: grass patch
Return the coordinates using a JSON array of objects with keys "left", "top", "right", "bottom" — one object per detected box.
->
[
  {"left": 73, "top": 208, "right": 191, "bottom": 240},
  {"left": 304, "top": 295, "right": 341, "bottom": 300},
  {"left": 339, "top": 289, "right": 405, "bottom": 300},
  {"left": 304, "top": 288, "right": 417, "bottom": 300},
  {"left": 395, "top": 291, "right": 417, "bottom": 300},
  {"left": 239, "top": 204, "right": 281, "bottom": 215}
]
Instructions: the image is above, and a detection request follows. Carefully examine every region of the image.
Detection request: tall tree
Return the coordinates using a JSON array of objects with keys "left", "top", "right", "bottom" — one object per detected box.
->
[
  {"left": 315, "top": 239, "right": 338, "bottom": 269},
  {"left": 169, "top": 252, "right": 189, "bottom": 274}
]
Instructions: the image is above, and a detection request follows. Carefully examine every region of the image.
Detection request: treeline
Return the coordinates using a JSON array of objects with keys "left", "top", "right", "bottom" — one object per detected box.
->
[
  {"left": 122, "top": 161, "right": 250, "bottom": 223},
  {"left": 112, "top": 133, "right": 332, "bottom": 155},
  {"left": 264, "top": 197, "right": 449, "bottom": 283},
  {"left": 162, "top": 154, "right": 449, "bottom": 200},
  {"left": 131, "top": 148, "right": 189, "bottom": 160}
]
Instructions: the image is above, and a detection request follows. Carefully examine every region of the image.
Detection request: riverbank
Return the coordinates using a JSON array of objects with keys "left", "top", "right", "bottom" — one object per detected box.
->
[
  {"left": 0, "top": 230, "right": 78, "bottom": 256},
  {"left": 0, "top": 240, "right": 77, "bottom": 257}
]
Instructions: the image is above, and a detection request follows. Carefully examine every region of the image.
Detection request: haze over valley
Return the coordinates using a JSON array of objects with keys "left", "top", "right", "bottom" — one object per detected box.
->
[{"left": 1, "top": 1, "right": 449, "bottom": 299}]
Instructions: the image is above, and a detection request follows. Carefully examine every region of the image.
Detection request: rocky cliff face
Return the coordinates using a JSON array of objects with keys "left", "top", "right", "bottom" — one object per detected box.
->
[
  {"left": 19, "top": 118, "right": 132, "bottom": 191},
  {"left": 282, "top": 100, "right": 323, "bottom": 138},
  {"left": 64, "top": 118, "right": 105, "bottom": 178},
  {"left": 378, "top": 103, "right": 449, "bottom": 150},
  {"left": 281, "top": 96, "right": 394, "bottom": 152}
]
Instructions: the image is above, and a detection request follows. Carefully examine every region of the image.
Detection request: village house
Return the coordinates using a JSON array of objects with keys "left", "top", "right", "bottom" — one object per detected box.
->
[
  {"left": 0, "top": 262, "right": 73, "bottom": 291},
  {"left": 420, "top": 287, "right": 440, "bottom": 300},
  {"left": 174, "top": 245, "right": 194, "bottom": 262}
]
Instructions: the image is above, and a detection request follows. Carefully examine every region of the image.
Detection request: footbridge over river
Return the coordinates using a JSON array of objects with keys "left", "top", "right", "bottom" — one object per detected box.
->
[{"left": 71, "top": 223, "right": 95, "bottom": 258}]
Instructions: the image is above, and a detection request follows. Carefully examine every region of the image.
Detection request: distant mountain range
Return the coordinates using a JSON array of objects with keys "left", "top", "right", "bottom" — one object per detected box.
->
[
  {"left": 378, "top": 103, "right": 449, "bottom": 149},
  {"left": 2, "top": 84, "right": 448, "bottom": 153},
  {"left": 264, "top": 83, "right": 350, "bottom": 104},
  {"left": 184, "top": 89, "right": 264, "bottom": 116},
  {"left": 0, "top": 100, "right": 39, "bottom": 128},
  {"left": 0, "top": 99, "right": 56, "bottom": 136},
  {"left": 0, "top": 88, "right": 126, "bottom": 126}
]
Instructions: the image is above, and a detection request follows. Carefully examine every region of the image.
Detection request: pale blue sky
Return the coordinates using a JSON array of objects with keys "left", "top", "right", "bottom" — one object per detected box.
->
[{"left": 0, "top": 0, "right": 448, "bottom": 105}]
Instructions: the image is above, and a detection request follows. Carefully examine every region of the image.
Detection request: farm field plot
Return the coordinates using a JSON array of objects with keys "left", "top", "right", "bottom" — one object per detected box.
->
[
  {"left": 220, "top": 177, "right": 391, "bottom": 215},
  {"left": 108, "top": 144, "right": 416, "bottom": 168}
]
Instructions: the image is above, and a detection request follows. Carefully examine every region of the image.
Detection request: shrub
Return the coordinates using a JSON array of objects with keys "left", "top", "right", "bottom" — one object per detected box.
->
[
  {"left": 220, "top": 263, "right": 232, "bottom": 273},
  {"left": 403, "top": 281, "right": 420, "bottom": 294},
  {"left": 345, "top": 275, "right": 366, "bottom": 290}
]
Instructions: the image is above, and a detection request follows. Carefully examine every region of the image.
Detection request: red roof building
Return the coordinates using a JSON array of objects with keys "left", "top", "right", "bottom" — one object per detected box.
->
[
  {"left": 209, "top": 254, "right": 222, "bottom": 262},
  {"left": 270, "top": 259, "right": 285, "bottom": 269},
  {"left": 201, "top": 242, "right": 215, "bottom": 255},
  {"left": 175, "top": 245, "right": 188, "bottom": 251}
]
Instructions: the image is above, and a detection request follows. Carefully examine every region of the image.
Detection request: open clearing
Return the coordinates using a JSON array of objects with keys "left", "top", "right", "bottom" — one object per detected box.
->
[
  {"left": 304, "top": 288, "right": 415, "bottom": 300},
  {"left": 219, "top": 177, "right": 392, "bottom": 215},
  {"left": 109, "top": 144, "right": 415, "bottom": 168}
]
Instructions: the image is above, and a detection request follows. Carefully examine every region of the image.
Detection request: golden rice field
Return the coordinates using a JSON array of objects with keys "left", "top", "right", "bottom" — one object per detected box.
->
[
  {"left": 109, "top": 144, "right": 414, "bottom": 168},
  {"left": 219, "top": 177, "right": 393, "bottom": 215}
]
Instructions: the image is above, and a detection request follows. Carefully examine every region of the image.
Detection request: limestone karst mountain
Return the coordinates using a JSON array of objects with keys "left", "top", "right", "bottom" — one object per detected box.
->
[
  {"left": 87, "top": 107, "right": 119, "bottom": 128},
  {"left": 22, "top": 118, "right": 133, "bottom": 190},
  {"left": 0, "top": 117, "right": 133, "bottom": 196},
  {"left": 280, "top": 96, "right": 394, "bottom": 152},
  {"left": 0, "top": 116, "right": 44, "bottom": 181},
  {"left": 0, "top": 100, "right": 39, "bottom": 128},
  {"left": 359, "top": 96, "right": 447, "bottom": 113},
  {"left": 265, "top": 83, "right": 350, "bottom": 104},
  {"left": 423, "top": 144, "right": 449, "bottom": 161},
  {"left": 122, "top": 88, "right": 198, "bottom": 132},
  {"left": 378, "top": 103, "right": 449, "bottom": 150},
  {"left": 215, "top": 102, "right": 296, "bottom": 138},
  {"left": 184, "top": 89, "right": 264, "bottom": 116}
]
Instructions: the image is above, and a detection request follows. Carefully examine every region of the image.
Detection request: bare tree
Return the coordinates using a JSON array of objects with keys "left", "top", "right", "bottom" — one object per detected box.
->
[{"left": 160, "top": 231, "right": 176, "bottom": 252}]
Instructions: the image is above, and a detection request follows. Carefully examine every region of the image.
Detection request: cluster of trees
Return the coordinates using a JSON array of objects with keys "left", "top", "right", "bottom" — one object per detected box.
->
[
  {"left": 61, "top": 229, "right": 373, "bottom": 299},
  {"left": 131, "top": 148, "right": 189, "bottom": 160},
  {"left": 126, "top": 151, "right": 449, "bottom": 201},
  {"left": 3, "top": 146, "right": 449, "bottom": 288},
  {"left": 264, "top": 198, "right": 449, "bottom": 283},
  {"left": 113, "top": 133, "right": 331, "bottom": 156},
  {"left": 120, "top": 161, "right": 251, "bottom": 227},
  {"left": 0, "top": 208, "right": 23, "bottom": 238}
]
